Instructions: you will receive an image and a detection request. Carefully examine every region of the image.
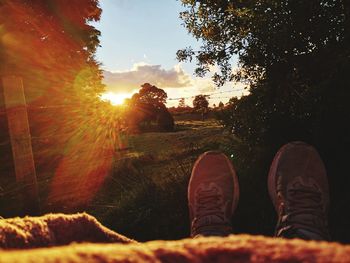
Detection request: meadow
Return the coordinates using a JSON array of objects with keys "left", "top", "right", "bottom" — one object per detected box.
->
[
  {"left": 86, "top": 114, "right": 276, "bottom": 241},
  {"left": 0, "top": 112, "right": 347, "bottom": 243}
]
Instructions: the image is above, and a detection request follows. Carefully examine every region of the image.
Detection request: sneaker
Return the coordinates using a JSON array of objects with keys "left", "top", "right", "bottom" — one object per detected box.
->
[
  {"left": 268, "top": 141, "right": 330, "bottom": 240},
  {"left": 188, "top": 151, "right": 239, "bottom": 237}
]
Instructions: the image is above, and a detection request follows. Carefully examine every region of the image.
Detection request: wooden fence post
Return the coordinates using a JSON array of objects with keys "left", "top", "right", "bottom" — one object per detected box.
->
[{"left": 2, "top": 75, "right": 40, "bottom": 214}]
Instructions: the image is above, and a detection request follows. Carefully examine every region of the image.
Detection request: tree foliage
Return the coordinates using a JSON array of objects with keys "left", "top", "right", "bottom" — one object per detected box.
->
[
  {"left": 192, "top": 95, "right": 209, "bottom": 111},
  {"left": 192, "top": 94, "right": 209, "bottom": 120},
  {"left": 179, "top": 0, "right": 350, "bottom": 242},
  {"left": 133, "top": 83, "right": 168, "bottom": 108},
  {"left": 0, "top": 0, "right": 109, "bottom": 205},
  {"left": 178, "top": 0, "right": 350, "bottom": 147},
  {"left": 178, "top": 0, "right": 350, "bottom": 85},
  {"left": 125, "top": 83, "right": 174, "bottom": 132},
  {"left": 178, "top": 98, "right": 186, "bottom": 108},
  {"left": 0, "top": 0, "right": 104, "bottom": 100}
]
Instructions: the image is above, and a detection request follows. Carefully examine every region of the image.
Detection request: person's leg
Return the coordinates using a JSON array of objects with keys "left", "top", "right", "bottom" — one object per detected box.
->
[
  {"left": 188, "top": 151, "right": 240, "bottom": 237},
  {"left": 268, "top": 141, "right": 330, "bottom": 240}
]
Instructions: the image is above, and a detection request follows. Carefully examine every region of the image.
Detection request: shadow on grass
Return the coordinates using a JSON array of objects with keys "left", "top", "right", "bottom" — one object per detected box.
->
[
  {"left": 88, "top": 137, "right": 278, "bottom": 241},
  {"left": 88, "top": 155, "right": 191, "bottom": 241}
]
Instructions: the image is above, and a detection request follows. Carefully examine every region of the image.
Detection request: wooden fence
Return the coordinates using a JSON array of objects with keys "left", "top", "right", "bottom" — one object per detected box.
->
[{"left": 1, "top": 75, "right": 40, "bottom": 214}]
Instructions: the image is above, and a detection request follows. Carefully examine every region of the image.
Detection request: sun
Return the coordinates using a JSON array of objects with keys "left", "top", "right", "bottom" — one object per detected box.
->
[{"left": 100, "top": 92, "right": 130, "bottom": 106}]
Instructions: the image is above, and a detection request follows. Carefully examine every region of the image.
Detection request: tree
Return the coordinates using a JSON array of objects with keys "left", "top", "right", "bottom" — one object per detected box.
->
[
  {"left": 193, "top": 95, "right": 209, "bottom": 120},
  {"left": 156, "top": 104, "right": 175, "bottom": 132},
  {"left": 0, "top": 0, "right": 104, "bottom": 99},
  {"left": 218, "top": 101, "right": 224, "bottom": 108},
  {"left": 178, "top": 98, "right": 186, "bottom": 108},
  {"left": 178, "top": 0, "right": 350, "bottom": 146},
  {"left": 0, "top": 0, "right": 107, "bottom": 211},
  {"left": 178, "top": 0, "right": 350, "bottom": 242},
  {"left": 125, "top": 83, "right": 174, "bottom": 132},
  {"left": 193, "top": 95, "right": 209, "bottom": 111},
  {"left": 137, "top": 83, "right": 167, "bottom": 108},
  {"left": 177, "top": 0, "right": 350, "bottom": 85},
  {"left": 0, "top": 0, "right": 105, "bottom": 143}
]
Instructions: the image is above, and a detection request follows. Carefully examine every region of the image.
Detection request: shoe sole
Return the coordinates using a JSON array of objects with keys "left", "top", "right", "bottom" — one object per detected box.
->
[{"left": 189, "top": 151, "right": 240, "bottom": 216}]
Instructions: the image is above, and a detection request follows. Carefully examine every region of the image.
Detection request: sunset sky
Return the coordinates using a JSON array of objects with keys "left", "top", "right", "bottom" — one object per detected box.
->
[{"left": 92, "top": 0, "right": 247, "bottom": 106}]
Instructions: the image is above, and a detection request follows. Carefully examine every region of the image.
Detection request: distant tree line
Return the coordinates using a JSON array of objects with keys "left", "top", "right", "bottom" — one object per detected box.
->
[{"left": 168, "top": 94, "right": 229, "bottom": 120}]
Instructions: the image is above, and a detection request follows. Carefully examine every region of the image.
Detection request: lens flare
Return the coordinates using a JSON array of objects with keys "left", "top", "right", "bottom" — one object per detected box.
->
[
  {"left": 47, "top": 105, "right": 129, "bottom": 209},
  {"left": 0, "top": 1, "right": 128, "bottom": 210}
]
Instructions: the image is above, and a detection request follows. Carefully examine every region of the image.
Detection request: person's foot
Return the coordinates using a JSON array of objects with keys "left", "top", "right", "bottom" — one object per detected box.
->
[
  {"left": 268, "top": 141, "right": 330, "bottom": 240},
  {"left": 188, "top": 151, "right": 239, "bottom": 237}
]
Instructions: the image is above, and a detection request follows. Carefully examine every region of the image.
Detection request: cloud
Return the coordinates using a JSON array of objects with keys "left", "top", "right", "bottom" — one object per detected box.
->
[
  {"left": 193, "top": 77, "right": 216, "bottom": 93},
  {"left": 103, "top": 63, "right": 192, "bottom": 93},
  {"left": 102, "top": 62, "right": 249, "bottom": 107}
]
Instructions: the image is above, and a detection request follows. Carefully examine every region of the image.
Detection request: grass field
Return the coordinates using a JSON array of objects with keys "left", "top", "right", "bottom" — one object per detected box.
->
[
  {"left": 4, "top": 113, "right": 346, "bottom": 242},
  {"left": 0, "top": 116, "right": 277, "bottom": 242},
  {"left": 86, "top": 118, "right": 236, "bottom": 241},
  {"left": 84, "top": 117, "right": 276, "bottom": 241},
  {"left": 1, "top": 114, "right": 347, "bottom": 243}
]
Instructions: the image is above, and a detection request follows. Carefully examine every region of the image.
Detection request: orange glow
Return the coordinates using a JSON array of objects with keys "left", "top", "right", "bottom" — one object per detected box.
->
[
  {"left": 0, "top": 1, "right": 126, "bottom": 210},
  {"left": 47, "top": 106, "right": 128, "bottom": 209},
  {"left": 100, "top": 92, "right": 131, "bottom": 105}
]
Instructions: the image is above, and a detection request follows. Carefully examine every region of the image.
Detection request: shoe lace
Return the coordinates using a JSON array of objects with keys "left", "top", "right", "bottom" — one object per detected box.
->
[
  {"left": 287, "top": 183, "right": 323, "bottom": 216},
  {"left": 191, "top": 184, "right": 230, "bottom": 236},
  {"left": 277, "top": 181, "right": 328, "bottom": 239},
  {"left": 196, "top": 186, "right": 224, "bottom": 219}
]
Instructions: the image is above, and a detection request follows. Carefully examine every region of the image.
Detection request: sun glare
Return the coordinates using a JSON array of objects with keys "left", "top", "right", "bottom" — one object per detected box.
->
[{"left": 100, "top": 92, "right": 130, "bottom": 105}]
